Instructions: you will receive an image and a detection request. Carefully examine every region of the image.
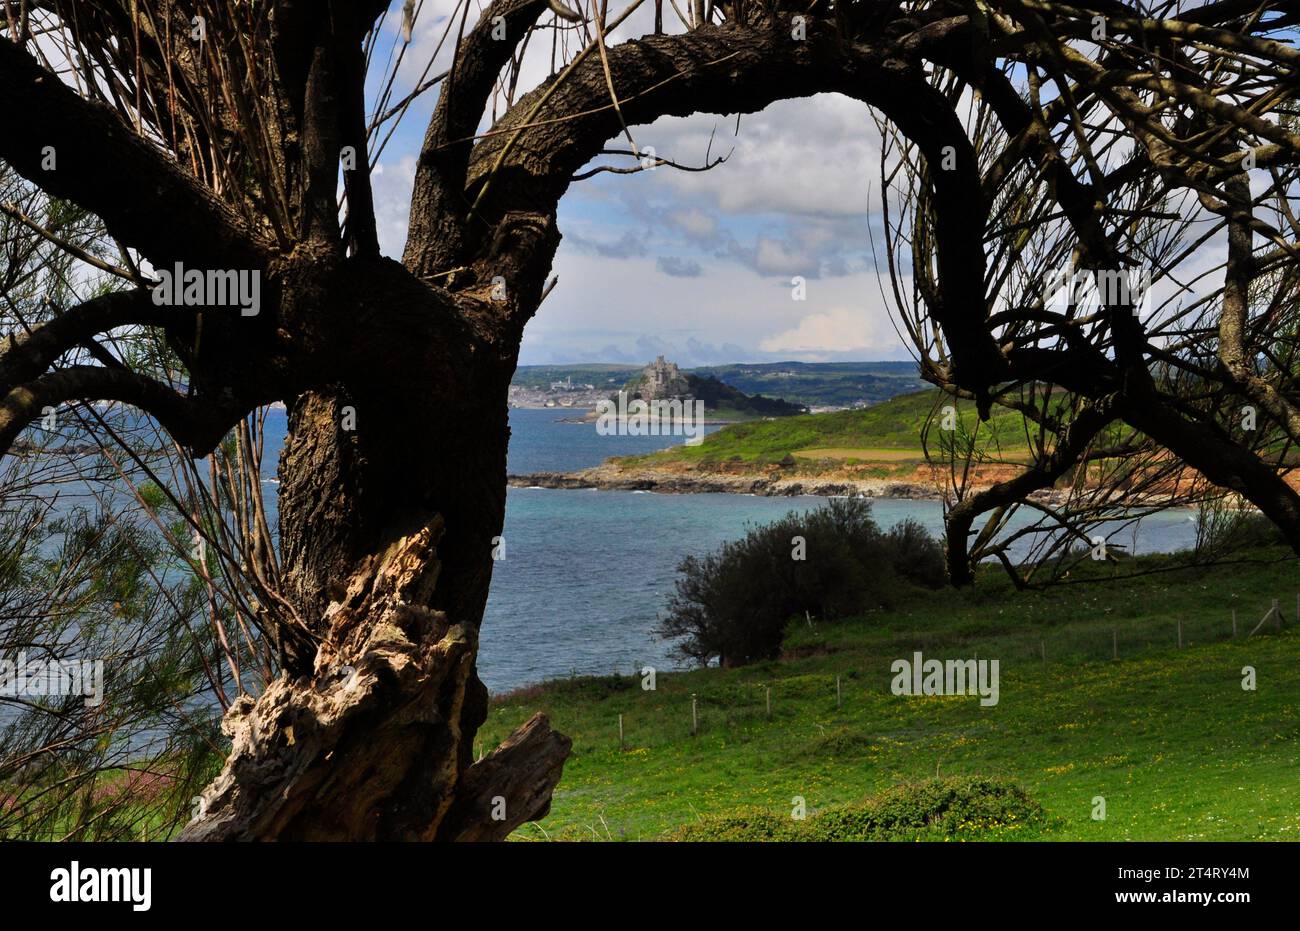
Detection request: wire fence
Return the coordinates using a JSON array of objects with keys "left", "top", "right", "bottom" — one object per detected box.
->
[{"left": 599, "top": 595, "right": 1297, "bottom": 748}]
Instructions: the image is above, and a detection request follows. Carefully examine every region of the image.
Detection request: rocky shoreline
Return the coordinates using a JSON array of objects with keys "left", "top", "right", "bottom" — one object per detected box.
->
[
  {"left": 506, "top": 466, "right": 1196, "bottom": 510},
  {"left": 510, "top": 464, "right": 998, "bottom": 502}
]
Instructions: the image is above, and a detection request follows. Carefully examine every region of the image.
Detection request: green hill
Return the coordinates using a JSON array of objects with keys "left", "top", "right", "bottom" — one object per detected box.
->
[
  {"left": 511, "top": 364, "right": 640, "bottom": 391},
  {"left": 683, "top": 373, "right": 807, "bottom": 419},
  {"left": 618, "top": 369, "right": 806, "bottom": 420},
  {"left": 482, "top": 547, "right": 1300, "bottom": 841},
  {"left": 512, "top": 361, "right": 926, "bottom": 408},
  {"left": 621, "top": 388, "right": 1032, "bottom": 466},
  {"left": 690, "top": 360, "right": 926, "bottom": 408}
]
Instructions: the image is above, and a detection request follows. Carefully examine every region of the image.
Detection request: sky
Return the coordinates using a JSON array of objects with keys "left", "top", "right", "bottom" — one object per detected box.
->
[
  {"left": 363, "top": 2, "right": 1259, "bottom": 370},
  {"left": 366, "top": 1, "right": 913, "bottom": 368}
]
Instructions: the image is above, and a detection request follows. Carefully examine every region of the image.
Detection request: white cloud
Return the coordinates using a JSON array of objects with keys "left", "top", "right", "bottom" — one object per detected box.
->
[
  {"left": 753, "top": 236, "right": 816, "bottom": 276},
  {"left": 520, "top": 247, "right": 907, "bottom": 365},
  {"left": 370, "top": 155, "right": 418, "bottom": 258},
  {"left": 666, "top": 207, "right": 718, "bottom": 239},
  {"left": 758, "top": 308, "right": 878, "bottom": 356},
  {"left": 633, "top": 94, "right": 880, "bottom": 219}
]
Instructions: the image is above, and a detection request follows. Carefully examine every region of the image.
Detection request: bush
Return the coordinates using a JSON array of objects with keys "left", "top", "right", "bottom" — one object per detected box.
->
[
  {"left": 1194, "top": 505, "right": 1287, "bottom": 557},
  {"left": 811, "top": 777, "right": 1047, "bottom": 840},
  {"left": 886, "top": 517, "right": 948, "bottom": 588},
  {"left": 657, "top": 498, "right": 944, "bottom": 667},
  {"left": 667, "top": 777, "right": 1050, "bottom": 842}
]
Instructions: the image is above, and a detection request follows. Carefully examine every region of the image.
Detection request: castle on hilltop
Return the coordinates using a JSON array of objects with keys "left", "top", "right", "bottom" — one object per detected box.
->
[{"left": 640, "top": 355, "right": 690, "bottom": 400}]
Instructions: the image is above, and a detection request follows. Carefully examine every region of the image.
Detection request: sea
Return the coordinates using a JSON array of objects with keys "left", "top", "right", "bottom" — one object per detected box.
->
[{"left": 252, "top": 407, "right": 1200, "bottom": 694}]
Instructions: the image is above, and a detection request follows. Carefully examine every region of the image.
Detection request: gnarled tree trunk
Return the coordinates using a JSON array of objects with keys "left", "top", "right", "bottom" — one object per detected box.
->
[
  {"left": 178, "top": 255, "right": 571, "bottom": 840},
  {"left": 178, "top": 506, "right": 570, "bottom": 841}
]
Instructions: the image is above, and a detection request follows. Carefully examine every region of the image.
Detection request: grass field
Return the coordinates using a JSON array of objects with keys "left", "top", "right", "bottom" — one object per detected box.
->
[
  {"left": 621, "top": 389, "right": 1033, "bottom": 467},
  {"left": 792, "top": 447, "right": 928, "bottom": 462},
  {"left": 482, "top": 548, "right": 1300, "bottom": 841}
]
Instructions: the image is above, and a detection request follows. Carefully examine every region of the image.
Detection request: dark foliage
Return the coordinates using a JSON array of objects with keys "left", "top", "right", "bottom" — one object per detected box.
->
[{"left": 658, "top": 498, "right": 944, "bottom": 666}]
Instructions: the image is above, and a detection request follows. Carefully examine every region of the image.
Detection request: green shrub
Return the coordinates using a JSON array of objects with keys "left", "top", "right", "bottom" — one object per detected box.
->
[
  {"left": 886, "top": 517, "right": 948, "bottom": 588},
  {"left": 1200, "top": 509, "right": 1287, "bottom": 554},
  {"left": 667, "top": 808, "right": 801, "bottom": 842},
  {"left": 667, "top": 777, "right": 1050, "bottom": 842},
  {"left": 812, "top": 777, "right": 1047, "bottom": 840},
  {"left": 658, "top": 498, "right": 944, "bottom": 667}
]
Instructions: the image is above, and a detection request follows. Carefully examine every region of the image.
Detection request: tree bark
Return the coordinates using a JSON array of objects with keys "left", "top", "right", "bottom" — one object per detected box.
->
[
  {"left": 180, "top": 258, "right": 566, "bottom": 840},
  {"left": 177, "top": 512, "right": 568, "bottom": 840}
]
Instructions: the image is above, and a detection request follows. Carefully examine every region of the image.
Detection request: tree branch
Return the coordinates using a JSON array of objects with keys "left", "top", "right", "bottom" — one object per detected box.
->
[
  {"left": 0, "top": 364, "right": 248, "bottom": 458},
  {"left": 458, "top": 16, "right": 1005, "bottom": 390},
  {"left": 404, "top": 0, "right": 553, "bottom": 278},
  {"left": 0, "top": 289, "right": 174, "bottom": 393},
  {"left": 1218, "top": 172, "right": 1300, "bottom": 440},
  {"left": 0, "top": 37, "right": 271, "bottom": 271},
  {"left": 946, "top": 397, "right": 1117, "bottom": 584}
]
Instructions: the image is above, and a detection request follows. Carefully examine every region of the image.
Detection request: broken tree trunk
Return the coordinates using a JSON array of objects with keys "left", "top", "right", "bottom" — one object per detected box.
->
[
  {"left": 178, "top": 518, "right": 569, "bottom": 841},
  {"left": 439, "top": 712, "right": 573, "bottom": 841}
]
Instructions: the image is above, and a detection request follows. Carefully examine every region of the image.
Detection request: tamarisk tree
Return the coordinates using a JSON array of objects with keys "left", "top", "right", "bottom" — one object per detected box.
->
[
  {"left": 1, "top": 0, "right": 1298, "bottom": 838},
  {"left": 874, "top": 1, "right": 1300, "bottom": 583}
]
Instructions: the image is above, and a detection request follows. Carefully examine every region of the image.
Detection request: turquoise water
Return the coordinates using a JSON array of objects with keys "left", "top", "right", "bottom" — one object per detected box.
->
[
  {"left": 504, "top": 407, "right": 724, "bottom": 473},
  {"left": 257, "top": 407, "right": 1198, "bottom": 693}
]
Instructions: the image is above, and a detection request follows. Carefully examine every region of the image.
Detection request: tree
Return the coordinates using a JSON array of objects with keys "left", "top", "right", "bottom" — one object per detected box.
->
[
  {"left": 1, "top": 0, "right": 1297, "bottom": 839},
  {"left": 0, "top": 172, "right": 227, "bottom": 839},
  {"left": 872, "top": 1, "right": 1300, "bottom": 585}
]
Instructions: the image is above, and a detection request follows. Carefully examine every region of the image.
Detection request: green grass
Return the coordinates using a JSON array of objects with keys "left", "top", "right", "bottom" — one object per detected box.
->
[
  {"left": 619, "top": 389, "right": 1032, "bottom": 467},
  {"left": 483, "top": 548, "right": 1300, "bottom": 841}
]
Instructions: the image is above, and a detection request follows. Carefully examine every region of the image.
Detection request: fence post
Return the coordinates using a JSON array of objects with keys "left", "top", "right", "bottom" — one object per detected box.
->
[
  {"left": 765, "top": 685, "right": 771, "bottom": 719},
  {"left": 836, "top": 675, "right": 842, "bottom": 709},
  {"left": 618, "top": 714, "right": 624, "bottom": 750},
  {"left": 691, "top": 694, "right": 698, "bottom": 736}
]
